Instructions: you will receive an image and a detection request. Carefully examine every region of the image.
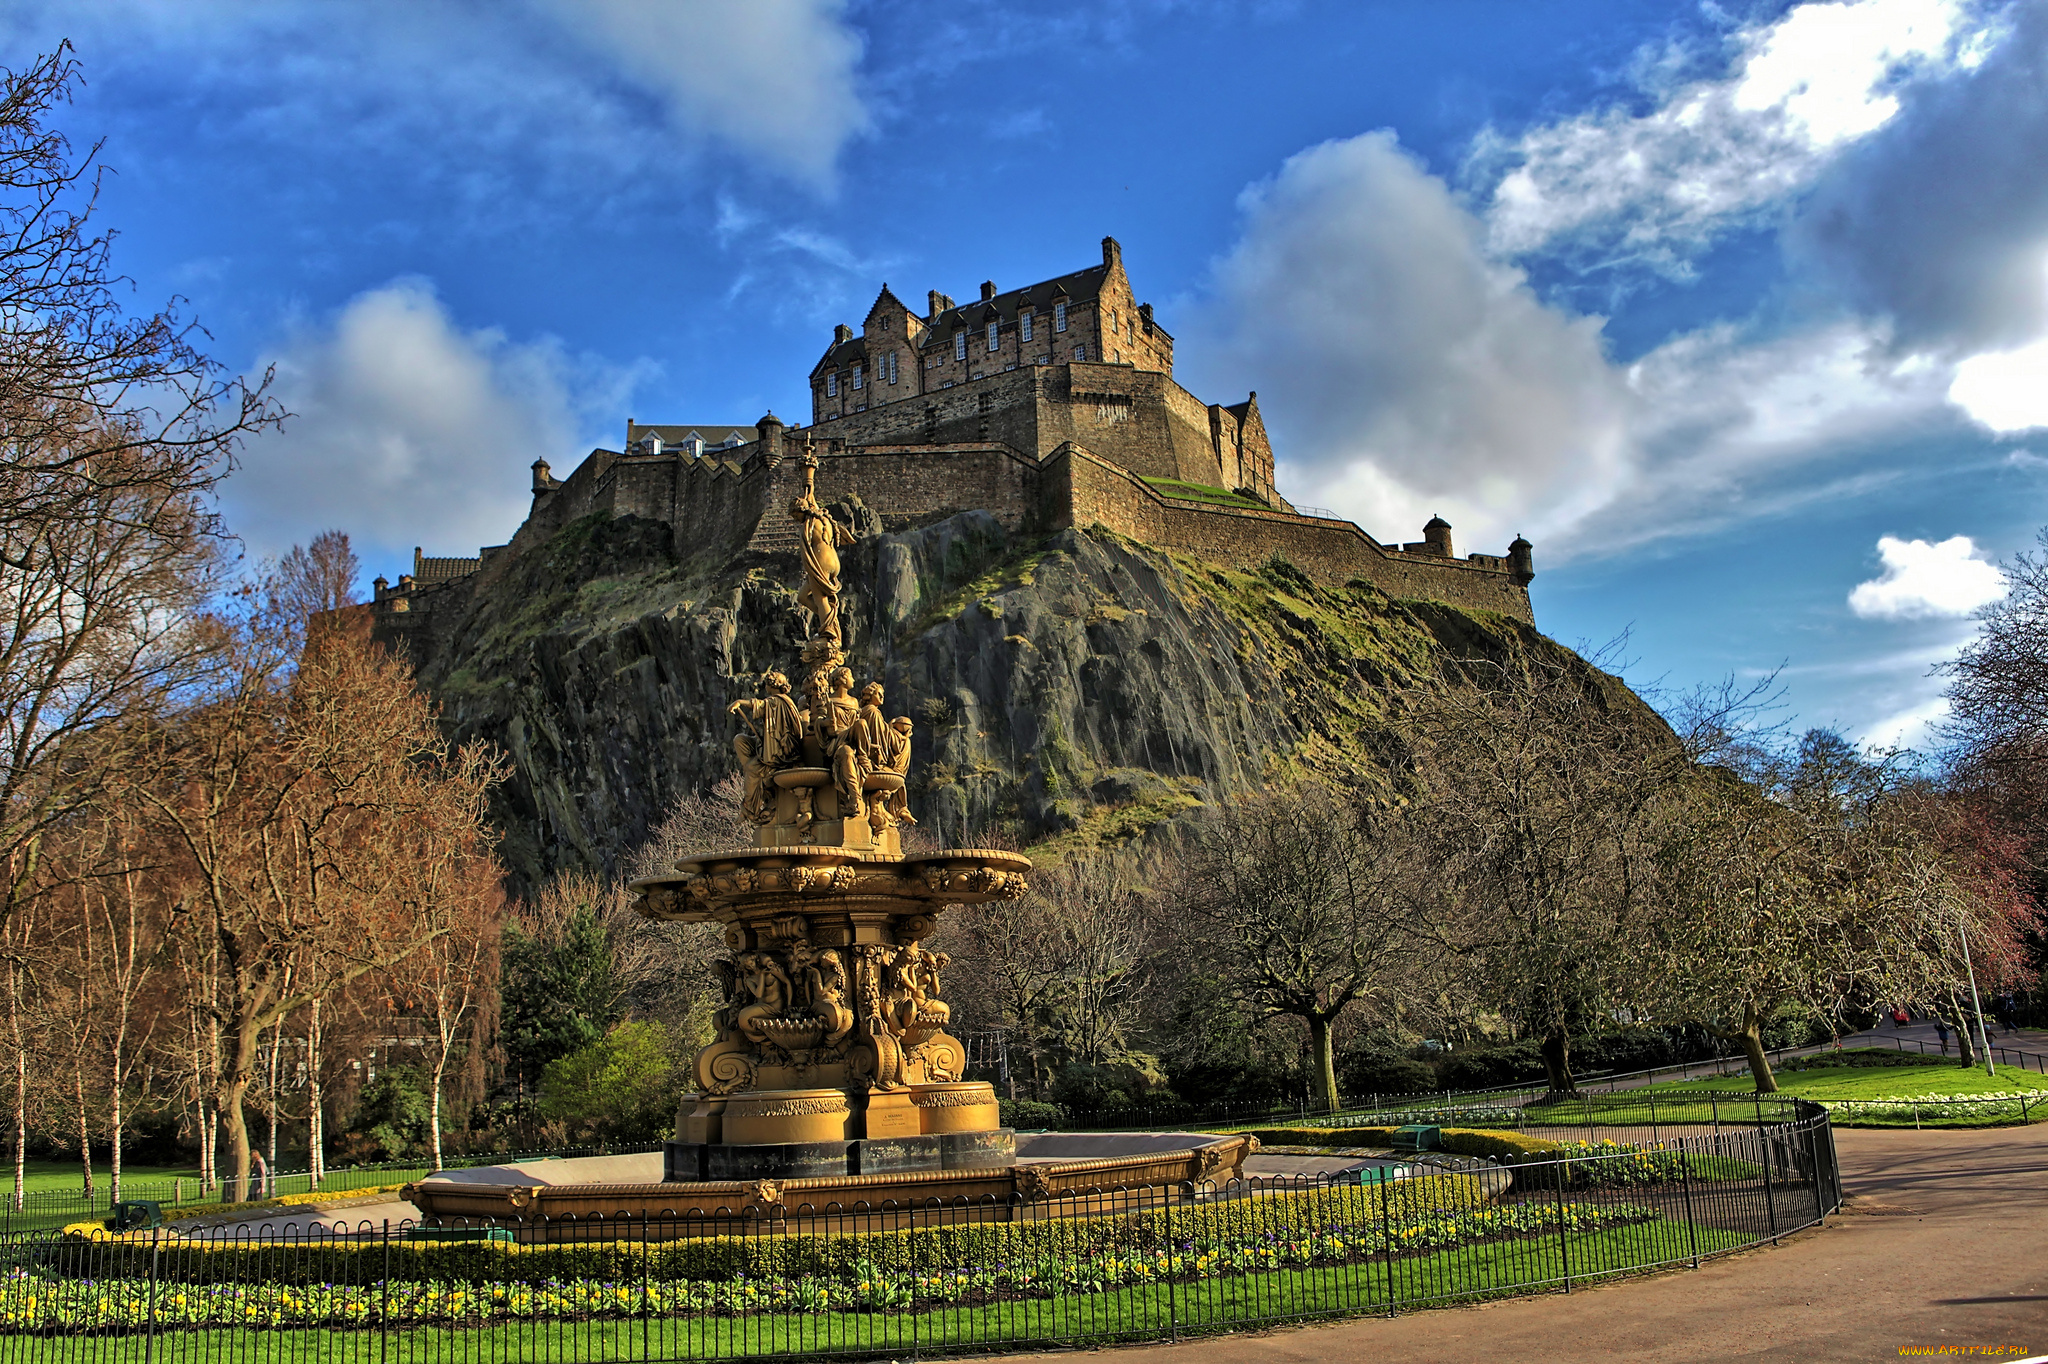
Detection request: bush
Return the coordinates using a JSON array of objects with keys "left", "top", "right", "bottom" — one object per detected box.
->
[
  {"left": 538, "top": 1020, "right": 679, "bottom": 1144},
  {"left": 1338, "top": 1049, "right": 1437, "bottom": 1098},
  {"left": 1436, "top": 1042, "right": 1546, "bottom": 1091},
  {"left": 336, "top": 1066, "right": 435, "bottom": 1163},
  {"left": 999, "top": 1098, "right": 1067, "bottom": 1130}
]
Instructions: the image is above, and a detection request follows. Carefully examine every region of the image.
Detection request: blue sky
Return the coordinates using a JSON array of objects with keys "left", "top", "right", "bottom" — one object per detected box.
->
[{"left": 9, "top": 0, "right": 2046, "bottom": 749}]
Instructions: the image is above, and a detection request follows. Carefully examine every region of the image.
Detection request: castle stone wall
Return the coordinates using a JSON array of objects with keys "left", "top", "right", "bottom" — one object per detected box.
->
[{"left": 1045, "top": 444, "right": 1533, "bottom": 621}]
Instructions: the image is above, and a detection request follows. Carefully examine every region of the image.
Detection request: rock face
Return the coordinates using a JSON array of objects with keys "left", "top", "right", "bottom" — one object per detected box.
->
[{"left": 379, "top": 505, "right": 1613, "bottom": 895}]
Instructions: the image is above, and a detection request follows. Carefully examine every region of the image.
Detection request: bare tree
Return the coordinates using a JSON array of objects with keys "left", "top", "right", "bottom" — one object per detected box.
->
[
  {"left": 948, "top": 851, "right": 1157, "bottom": 1097},
  {"left": 1943, "top": 528, "right": 2047, "bottom": 774},
  {"left": 1169, "top": 783, "right": 1419, "bottom": 1112},
  {"left": 0, "top": 49, "right": 279, "bottom": 940},
  {"left": 1399, "top": 655, "right": 1683, "bottom": 1096}
]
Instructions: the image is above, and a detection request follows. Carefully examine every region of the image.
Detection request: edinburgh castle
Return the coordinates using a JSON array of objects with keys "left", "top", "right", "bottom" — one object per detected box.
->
[{"left": 374, "top": 238, "right": 1536, "bottom": 632}]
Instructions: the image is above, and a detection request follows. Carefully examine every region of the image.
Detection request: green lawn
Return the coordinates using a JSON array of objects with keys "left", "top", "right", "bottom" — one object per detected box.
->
[
  {"left": 1139, "top": 476, "right": 1268, "bottom": 509},
  {"left": 8, "top": 1162, "right": 202, "bottom": 1196},
  {"left": 15, "top": 1220, "right": 1751, "bottom": 1362},
  {"left": 1638, "top": 1060, "right": 2048, "bottom": 1101}
]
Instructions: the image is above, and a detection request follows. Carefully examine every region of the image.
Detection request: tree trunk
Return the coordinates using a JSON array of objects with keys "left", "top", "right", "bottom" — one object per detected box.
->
[
  {"left": 307, "top": 998, "right": 324, "bottom": 1186},
  {"left": 430, "top": 1055, "right": 446, "bottom": 1174},
  {"left": 8, "top": 963, "right": 23, "bottom": 1211},
  {"left": 1950, "top": 996, "right": 1977, "bottom": 1068},
  {"left": 109, "top": 1074, "right": 122, "bottom": 1205},
  {"left": 1308, "top": 1013, "right": 1340, "bottom": 1115},
  {"left": 1539, "top": 1027, "right": 1577, "bottom": 1097},
  {"left": 1738, "top": 1005, "right": 1779, "bottom": 1093},
  {"left": 74, "top": 1074, "right": 93, "bottom": 1203}
]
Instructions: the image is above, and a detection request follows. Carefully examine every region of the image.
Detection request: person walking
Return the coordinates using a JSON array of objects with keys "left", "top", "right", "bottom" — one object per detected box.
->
[{"left": 1935, "top": 1019, "right": 1950, "bottom": 1055}]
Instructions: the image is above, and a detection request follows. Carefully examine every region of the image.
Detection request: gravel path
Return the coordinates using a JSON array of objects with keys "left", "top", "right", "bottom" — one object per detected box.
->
[{"left": 1053, "top": 1124, "right": 2048, "bottom": 1364}]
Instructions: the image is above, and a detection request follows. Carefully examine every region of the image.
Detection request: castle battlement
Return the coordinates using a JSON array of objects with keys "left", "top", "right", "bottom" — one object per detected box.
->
[{"left": 378, "top": 241, "right": 1536, "bottom": 630}]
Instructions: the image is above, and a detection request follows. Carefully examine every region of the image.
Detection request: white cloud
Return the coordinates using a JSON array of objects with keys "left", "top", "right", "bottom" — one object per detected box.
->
[
  {"left": 1188, "top": 131, "right": 1959, "bottom": 556},
  {"left": 539, "top": 0, "right": 869, "bottom": 188},
  {"left": 1848, "top": 534, "right": 2008, "bottom": 618},
  {"left": 1948, "top": 329, "right": 2048, "bottom": 432},
  {"left": 228, "top": 279, "right": 642, "bottom": 566},
  {"left": 1192, "top": 132, "right": 1635, "bottom": 548},
  {"left": 1859, "top": 695, "right": 1950, "bottom": 750},
  {"left": 1479, "top": 0, "right": 1980, "bottom": 268},
  {"left": 5, "top": 0, "right": 871, "bottom": 196}
]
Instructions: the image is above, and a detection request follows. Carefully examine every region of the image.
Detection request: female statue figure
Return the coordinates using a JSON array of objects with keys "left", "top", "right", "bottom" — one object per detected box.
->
[{"left": 728, "top": 671, "right": 805, "bottom": 824}]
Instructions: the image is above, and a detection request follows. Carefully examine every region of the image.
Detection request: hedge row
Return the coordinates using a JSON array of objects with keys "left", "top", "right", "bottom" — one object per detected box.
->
[{"left": 39, "top": 1172, "right": 1492, "bottom": 1287}]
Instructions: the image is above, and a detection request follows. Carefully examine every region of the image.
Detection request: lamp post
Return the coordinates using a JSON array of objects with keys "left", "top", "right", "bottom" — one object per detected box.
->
[{"left": 1957, "top": 918, "right": 1997, "bottom": 1079}]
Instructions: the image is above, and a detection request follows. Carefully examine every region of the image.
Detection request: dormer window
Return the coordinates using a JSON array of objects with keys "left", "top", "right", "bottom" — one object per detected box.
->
[
  {"left": 986, "top": 320, "right": 999, "bottom": 353},
  {"left": 1021, "top": 311, "right": 1033, "bottom": 343},
  {"left": 645, "top": 434, "right": 663, "bottom": 455},
  {"left": 954, "top": 331, "right": 966, "bottom": 361},
  {"left": 1055, "top": 301, "right": 1068, "bottom": 332},
  {"left": 826, "top": 372, "right": 838, "bottom": 397},
  {"left": 852, "top": 363, "right": 864, "bottom": 390}
]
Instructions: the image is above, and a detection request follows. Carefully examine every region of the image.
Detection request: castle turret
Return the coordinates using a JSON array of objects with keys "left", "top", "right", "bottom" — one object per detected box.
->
[
  {"left": 1509, "top": 535, "right": 1535, "bottom": 585},
  {"left": 758, "top": 410, "right": 785, "bottom": 465},
  {"left": 1424, "top": 516, "right": 1454, "bottom": 558},
  {"left": 531, "top": 456, "right": 555, "bottom": 496}
]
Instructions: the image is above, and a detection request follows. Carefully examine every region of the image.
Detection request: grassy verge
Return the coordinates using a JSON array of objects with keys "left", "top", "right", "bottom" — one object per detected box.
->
[{"left": 13, "top": 1220, "right": 1751, "bottom": 1362}]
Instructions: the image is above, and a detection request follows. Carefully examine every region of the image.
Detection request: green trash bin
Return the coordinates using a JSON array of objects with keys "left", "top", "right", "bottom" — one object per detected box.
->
[
  {"left": 1391, "top": 1124, "right": 1441, "bottom": 1152},
  {"left": 106, "top": 1201, "right": 163, "bottom": 1231}
]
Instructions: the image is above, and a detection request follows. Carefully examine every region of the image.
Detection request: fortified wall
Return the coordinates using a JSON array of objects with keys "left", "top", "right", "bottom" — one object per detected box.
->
[{"left": 373, "top": 239, "right": 1535, "bottom": 639}]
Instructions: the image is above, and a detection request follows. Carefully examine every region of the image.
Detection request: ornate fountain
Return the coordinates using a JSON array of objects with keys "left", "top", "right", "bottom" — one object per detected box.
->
[{"left": 629, "top": 448, "right": 1030, "bottom": 1181}]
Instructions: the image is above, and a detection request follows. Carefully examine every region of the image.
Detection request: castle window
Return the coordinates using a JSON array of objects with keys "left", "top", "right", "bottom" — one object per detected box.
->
[
  {"left": 1073, "top": 344, "right": 1086, "bottom": 361},
  {"left": 826, "top": 373, "right": 838, "bottom": 397},
  {"left": 852, "top": 364, "right": 863, "bottom": 390},
  {"left": 1109, "top": 311, "right": 1119, "bottom": 335},
  {"left": 1021, "top": 311, "right": 1033, "bottom": 343},
  {"left": 986, "top": 320, "right": 999, "bottom": 352},
  {"left": 885, "top": 351, "right": 898, "bottom": 384},
  {"left": 1054, "top": 301, "right": 1068, "bottom": 332},
  {"left": 954, "top": 331, "right": 966, "bottom": 361}
]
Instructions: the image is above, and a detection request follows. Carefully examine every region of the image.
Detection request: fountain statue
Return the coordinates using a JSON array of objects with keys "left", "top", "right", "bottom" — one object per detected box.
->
[{"left": 630, "top": 447, "right": 1030, "bottom": 1180}]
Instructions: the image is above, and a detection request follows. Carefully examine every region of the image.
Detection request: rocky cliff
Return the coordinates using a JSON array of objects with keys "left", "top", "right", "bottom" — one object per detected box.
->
[{"left": 381, "top": 505, "right": 1622, "bottom": 894}]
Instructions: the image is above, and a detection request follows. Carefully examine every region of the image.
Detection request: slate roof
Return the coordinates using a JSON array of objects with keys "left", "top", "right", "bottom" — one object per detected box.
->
[{"left": 627, "top": 423, "right": 757, "bottom": 450}]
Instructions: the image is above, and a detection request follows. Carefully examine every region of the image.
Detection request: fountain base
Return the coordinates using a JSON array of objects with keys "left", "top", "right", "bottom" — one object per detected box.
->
[{"left": 665, "top": 1129, "right": 1017, "bottom": 1182}]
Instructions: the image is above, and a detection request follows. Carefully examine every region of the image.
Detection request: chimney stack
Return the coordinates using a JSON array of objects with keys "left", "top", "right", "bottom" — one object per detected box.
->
[{"left": 981, "top": 280, "right": 997, "bottom": 301}]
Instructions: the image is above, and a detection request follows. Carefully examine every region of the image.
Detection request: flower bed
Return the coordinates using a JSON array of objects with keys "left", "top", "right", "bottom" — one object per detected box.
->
[
  {"left": 1821, "top": 1092, "right": 2045, "bottom": 1125},
  {"left": 0, "top": 1200, "right": 1661, "bottom": 1332}
]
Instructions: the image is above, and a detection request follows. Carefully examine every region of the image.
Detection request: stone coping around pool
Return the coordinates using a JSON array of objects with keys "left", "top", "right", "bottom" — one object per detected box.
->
[{"left": 402, "top": 1132, "right": 1258, "bottom": 1233}]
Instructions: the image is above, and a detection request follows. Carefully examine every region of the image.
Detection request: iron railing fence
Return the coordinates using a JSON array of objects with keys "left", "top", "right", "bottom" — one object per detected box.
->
[
  {"left": 0, "top": 1104, "right": 1839, "bottom": 1362},
  {"left": 0, "top": 1147, "right": 655, "bottom": 1236}
]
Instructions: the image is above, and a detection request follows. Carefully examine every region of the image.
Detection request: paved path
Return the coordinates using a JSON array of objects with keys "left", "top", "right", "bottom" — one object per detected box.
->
[{"left": 1059, "top": 1124, "right": 2048, "bottom": 1364}]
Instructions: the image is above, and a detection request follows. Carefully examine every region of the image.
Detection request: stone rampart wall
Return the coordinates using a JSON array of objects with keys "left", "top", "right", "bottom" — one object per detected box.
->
[{"left": 1044, "top": 444, "right": 1533, "bottom": 622}]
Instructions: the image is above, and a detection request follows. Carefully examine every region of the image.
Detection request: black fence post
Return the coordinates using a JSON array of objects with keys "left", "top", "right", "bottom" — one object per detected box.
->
[
  {"left": 1758, "top": 1125, "right": 1779, "bottom": 1244},
  {"left": 1376, "top": 1165, "right": 1397, "bottom": 1315},
  {"left": 1165, "top": 1184, "right": 1180, "bottom": 1343},
  {"left": 1679, "top": 1142, "right": 1700, "bottom": 1270},
  {"left": 145, "top": 1224, "right": 160, "bottom": 1364},
  {"left": 1553, "top": 1159, "right": 1572, "bottom": 1293},
  {"left": 381, "top": 1218, "right": 392, "bottom": 1364}
]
